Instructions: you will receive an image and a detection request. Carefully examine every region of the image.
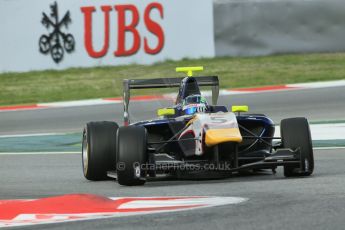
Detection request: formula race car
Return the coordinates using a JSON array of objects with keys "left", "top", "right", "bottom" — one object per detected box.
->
[{"left": 82, "top": 66, "right": 314, "bottom": 186}]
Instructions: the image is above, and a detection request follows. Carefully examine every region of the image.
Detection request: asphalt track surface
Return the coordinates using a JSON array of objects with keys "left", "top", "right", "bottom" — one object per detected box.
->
[
  {"left": 1, "top": 150, "right": 345, "bottom": 230},
  {"left": 0, "top": 85, "right": 345, "bottom": 135},
  {"left": 1, "top": 86, "right": 345, "bottom": 229}
]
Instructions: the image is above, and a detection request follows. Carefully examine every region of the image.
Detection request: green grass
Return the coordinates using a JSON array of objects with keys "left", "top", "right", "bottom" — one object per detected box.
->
[{"left": 1, "top": 52, "right": 345, "bottom": 106}]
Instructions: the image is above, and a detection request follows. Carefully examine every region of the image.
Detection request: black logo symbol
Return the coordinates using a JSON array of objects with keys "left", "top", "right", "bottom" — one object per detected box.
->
[{"left": 39, "top": 2, "right": 75, "bottom": 63}]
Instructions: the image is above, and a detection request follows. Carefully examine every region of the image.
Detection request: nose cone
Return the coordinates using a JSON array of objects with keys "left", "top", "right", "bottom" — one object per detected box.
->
[{"left": 205, "top": 128, "right": 242, "bottom": 147}]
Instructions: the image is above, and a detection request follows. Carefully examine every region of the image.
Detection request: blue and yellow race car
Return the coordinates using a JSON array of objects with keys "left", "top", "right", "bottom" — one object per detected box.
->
[{"left": 82, "top": 67, "right": 314, "bottom": 186}]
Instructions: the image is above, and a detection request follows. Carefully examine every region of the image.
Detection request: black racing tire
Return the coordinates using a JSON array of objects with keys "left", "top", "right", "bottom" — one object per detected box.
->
[
  {"left": 280, "top": 117, "right": 314, "bottom": 177},
  {"left": 82, "top": 121, "right": 118, "bottom": 181},
  {"left": 116, "top": 126, "right": 148, "bottom": 186}
]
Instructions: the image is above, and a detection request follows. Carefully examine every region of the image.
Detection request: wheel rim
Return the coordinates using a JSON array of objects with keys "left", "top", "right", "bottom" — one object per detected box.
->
[
  {"left": 134, "top": 165, "right": 141, "bottom": 178},
  {"left": 82, "top": 132, "right": 89, "bottom": 176},
  {"left": 304, "top": 158, "right": 310, "bottom": 172}
]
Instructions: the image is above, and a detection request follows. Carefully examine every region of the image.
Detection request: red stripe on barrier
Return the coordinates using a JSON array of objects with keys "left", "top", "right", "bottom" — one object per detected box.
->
[
  {"left": 0, "top": 84, "right": 303, "bottom": 112},
  {"left": 0, "top": 105, "right": 46, "bottom": 111}
]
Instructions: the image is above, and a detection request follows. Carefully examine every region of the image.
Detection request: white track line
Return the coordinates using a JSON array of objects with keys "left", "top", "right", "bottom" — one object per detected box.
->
[
  {"left": 274, "top": 123, "right": 345, "bottom": 140},
  {"left": 289, "top": 80, "right": 345, "bottom": 89},
  {"left": 313, "top": 146, "right": 345, "bottom": 150},
  {"left": 0, "top": 133, "right": 66, "bottom": 138},
  {"left": 37, "top": 99, "right": 120, "bottom": 107},
  {"left": 0, "top": 152, "right": 79, "bottom": 155}
]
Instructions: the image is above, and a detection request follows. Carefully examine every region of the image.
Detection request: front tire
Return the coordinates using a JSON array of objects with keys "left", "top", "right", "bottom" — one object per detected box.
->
[
  {"left": 280, "top": 117, "right": 314, "bottom": 177},
  {"left": 116, "top": 126, "right": 148, "bottom": 186},
  {"left": 82, "top": 121, "right": 118, "bottom": 181}
]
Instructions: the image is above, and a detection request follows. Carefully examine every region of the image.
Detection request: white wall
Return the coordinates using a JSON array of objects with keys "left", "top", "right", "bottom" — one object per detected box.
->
[{"left": 0, "top": 0, "right": 215, "bottom": 72}]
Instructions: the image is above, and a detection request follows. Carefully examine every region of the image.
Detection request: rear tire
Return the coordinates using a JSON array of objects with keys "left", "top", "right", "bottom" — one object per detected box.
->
[
  {"left": 82, "top": 121, "right": 118, "bottom": 181},
  {"left": 280, "top": 117, "right": 314, "bottom": 177},
  {"left": 116, "top": 126, "right": 148, "bottom": 186}
]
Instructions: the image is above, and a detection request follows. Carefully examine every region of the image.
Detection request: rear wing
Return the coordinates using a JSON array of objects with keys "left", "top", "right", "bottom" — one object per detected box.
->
[{"left": 123, "top": 76, "right": 219, "bottom": 125}]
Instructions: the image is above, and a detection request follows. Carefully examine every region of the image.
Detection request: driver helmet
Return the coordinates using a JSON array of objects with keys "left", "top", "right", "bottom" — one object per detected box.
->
[{"left": 182, "top": 94, "right": 208, "bottom": 115}]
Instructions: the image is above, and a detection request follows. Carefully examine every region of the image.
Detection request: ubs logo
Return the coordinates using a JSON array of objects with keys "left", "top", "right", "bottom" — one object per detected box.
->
[{"left": 39, "top": 2, "right": 75, "bottom": 63}]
